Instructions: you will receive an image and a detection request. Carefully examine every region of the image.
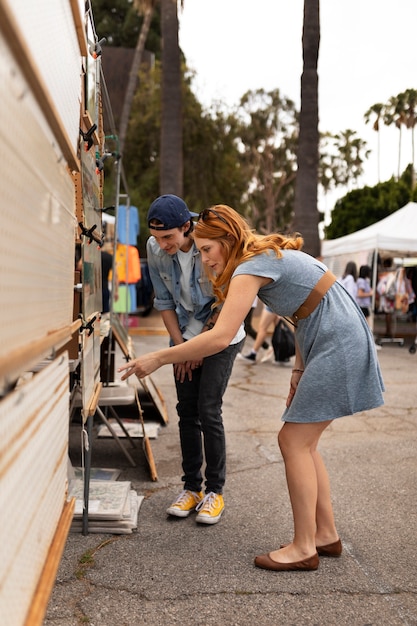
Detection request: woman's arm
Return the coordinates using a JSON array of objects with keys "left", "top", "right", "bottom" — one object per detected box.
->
[{"left": 119, "top": 274, "right": 264, "bottom": 380}]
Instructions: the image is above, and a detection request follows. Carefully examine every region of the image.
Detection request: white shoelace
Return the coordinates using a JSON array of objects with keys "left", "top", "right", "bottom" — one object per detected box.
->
[
  {"left": 196, "top": 491, "right": 216, "bottom": 512},
  {"left": 173, "top": 490, "right": 199, "bottom": 505}
]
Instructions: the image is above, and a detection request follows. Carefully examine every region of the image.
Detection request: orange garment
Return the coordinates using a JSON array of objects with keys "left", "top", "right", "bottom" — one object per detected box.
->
[{"left": 114, "top": 243, "right": 141, "bottom": 283}]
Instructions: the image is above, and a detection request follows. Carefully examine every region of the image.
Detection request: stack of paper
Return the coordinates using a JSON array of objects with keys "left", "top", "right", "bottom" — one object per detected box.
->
[
  {"left": 68, "top": 479, "right": 144, "bottom": 534},
  {"left": 97, "top": 418, "right": 160, "bottom": 439}
]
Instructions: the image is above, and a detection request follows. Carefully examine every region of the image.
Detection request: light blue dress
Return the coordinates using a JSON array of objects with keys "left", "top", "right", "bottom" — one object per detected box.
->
[{"left": 232, "top": 249, "right": 385, "bottom": 423}]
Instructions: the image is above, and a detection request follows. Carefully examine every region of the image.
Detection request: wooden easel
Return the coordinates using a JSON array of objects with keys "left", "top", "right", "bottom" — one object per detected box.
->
[
  {"left": 111, "top": 319, "right": 168, "bottom": 425},
  {"left": 110, "top": 318, "right": 161, "bottom": 480}
]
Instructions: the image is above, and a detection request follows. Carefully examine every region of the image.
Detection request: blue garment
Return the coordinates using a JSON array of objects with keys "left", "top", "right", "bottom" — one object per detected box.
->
[
  {"left": 232, "top": 249, "right": 385, "bottom": 423},
  {"left": 146, "top": 236, "right": 214, "bottom": 333},
  {"left": 117, "top": 205, "right": 140, "bottom": 245}
]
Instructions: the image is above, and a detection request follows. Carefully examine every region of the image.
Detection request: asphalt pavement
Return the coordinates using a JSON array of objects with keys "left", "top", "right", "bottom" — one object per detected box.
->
[{"left": 44, "top": 314, "right": 417, "bottom": 626}]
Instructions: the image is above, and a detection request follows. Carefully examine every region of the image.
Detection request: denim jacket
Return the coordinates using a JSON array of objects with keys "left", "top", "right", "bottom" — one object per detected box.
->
[{"left": 146, "top": 236, "right": 214, "bottom": 334}]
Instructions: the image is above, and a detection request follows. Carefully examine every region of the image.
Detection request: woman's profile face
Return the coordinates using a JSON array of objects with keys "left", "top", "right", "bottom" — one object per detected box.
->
[{"left": 195, "top": 237, "right": 227, "bottom": 276}]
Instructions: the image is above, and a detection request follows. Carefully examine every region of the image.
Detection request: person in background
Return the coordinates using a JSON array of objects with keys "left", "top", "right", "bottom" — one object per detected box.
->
[
  {"left": 241, "top": 296, "right": 270, "bottom": 351},
  {"left": 405, "top": 266, "right": 417, "bottom": 321},
  {"left": 241, "top": 304, "right": 279, "bottom": 364},
  {"left": 356, "top": 264, "right": 381, "bottom": 350},
  {"left": 376, "top": 258, "right": 396, "bottom": 337},
  {"left": 145, "top": 195, "right": 244, "bottom": 525},
  {"left": 120, "top": 204, "right": 384, "bottom": 572},
  {"left": 338, "top": 261, "right": 358, "bottom": 299},
  {"left": 356, "top": 265, "right": 373, "bottom": 325}
]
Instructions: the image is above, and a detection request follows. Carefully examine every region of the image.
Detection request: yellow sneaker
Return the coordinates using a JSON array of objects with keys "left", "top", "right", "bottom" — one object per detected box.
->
[
  {"left": 195, "top": 492, "right": 224, "bottom": 524},
  {"left": 166, "top": 490, "right": 203, "bottom": 518}
]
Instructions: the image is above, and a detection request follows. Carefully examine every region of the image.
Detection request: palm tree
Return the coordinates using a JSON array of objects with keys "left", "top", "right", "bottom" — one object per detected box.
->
[
  {"left": 383, "top": 93, "right": 407, "bottom": 179},
  {"left": 118, "top": 0, "right": 157, "bottom": 157},
  {"left": 159, "top": 0, "right": 183, "bottom": 195},
  {"left": 332, "top": 129, "right": 370, "bottom": 189},
  {"left": 404, "top": 88, "right": 417, "bottom": 188},
  {"left": 293, "top": 0, "right": 320, "bottom": 258},
  {"left": 364, "top": 102, "right": 383, "bottom": 182}
]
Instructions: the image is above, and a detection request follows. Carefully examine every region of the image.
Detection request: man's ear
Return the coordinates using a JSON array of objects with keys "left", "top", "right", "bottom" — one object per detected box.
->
[{"left": 181, "top": 220, "right": 192, "bottom": 233}]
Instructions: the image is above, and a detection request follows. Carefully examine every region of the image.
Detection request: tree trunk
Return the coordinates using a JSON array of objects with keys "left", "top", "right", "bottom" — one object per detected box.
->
[
  {"left": 293, "top": 0, "right": 321, "bottom": 258},
  {"left": 118, "top": 2, "right": 155, "bottom": 157},
  {"left": 160, "top": 0, "right": 183, "bottom": 195}
]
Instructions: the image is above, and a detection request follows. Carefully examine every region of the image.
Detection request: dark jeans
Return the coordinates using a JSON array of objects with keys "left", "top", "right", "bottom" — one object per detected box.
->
[{"left": 174, "top": 340, "right": 243, "bottom": 494}]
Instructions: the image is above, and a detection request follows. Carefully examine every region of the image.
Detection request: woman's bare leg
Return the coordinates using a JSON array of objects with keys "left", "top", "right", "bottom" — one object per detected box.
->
[
  {"left": 311, "top": 448, "right": 339, "bottom": 546},
  {"left": 268, "top": 420, "right": 334, "bottom": 563}
]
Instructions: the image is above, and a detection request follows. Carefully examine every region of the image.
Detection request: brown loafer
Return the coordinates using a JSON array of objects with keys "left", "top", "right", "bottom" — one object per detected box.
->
[
  {"left": 254, "top": 552, "right": 319, "bottom": 571},
  {"left": 316, "top": 539, "right": 342, "bottom": 557},
  {"left": 280, "top": 538, "right": 342, "bottom": 558}
]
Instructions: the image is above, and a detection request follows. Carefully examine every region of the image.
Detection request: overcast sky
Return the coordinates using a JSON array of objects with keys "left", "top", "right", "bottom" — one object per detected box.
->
[{"left": 178, "top": 0, "right": 417, "bottom": 212}]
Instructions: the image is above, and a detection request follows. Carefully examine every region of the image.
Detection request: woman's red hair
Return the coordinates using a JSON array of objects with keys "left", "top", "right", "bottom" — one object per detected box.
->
[{"left": 194, "top": 204, "right": 303, "bottom": 305}]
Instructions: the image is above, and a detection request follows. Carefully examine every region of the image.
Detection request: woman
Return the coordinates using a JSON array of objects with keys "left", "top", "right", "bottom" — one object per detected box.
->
[
  {"left": 356, "top": 265, "right": 373, "bottom": 324},
  {"left": 119, "top": 205, "right": 385, "bottom": 572},
  {"left": 338, "top": 261, "right": 358, "bottom": 299}
]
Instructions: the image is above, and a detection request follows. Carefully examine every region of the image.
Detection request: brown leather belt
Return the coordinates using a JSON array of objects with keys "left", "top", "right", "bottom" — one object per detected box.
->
[{"left": 292, "top": 270, "right": 337, "bottom": 323}]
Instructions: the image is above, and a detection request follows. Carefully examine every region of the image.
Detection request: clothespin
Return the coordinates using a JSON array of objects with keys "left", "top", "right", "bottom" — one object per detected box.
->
[
  {"left": 95, "top": 151, "right": 119, "bottom": 174},
  {"left": 89, "top": 37, "right": 106, "bottom": 59},
  {"left": 80, "top": 124, "right": 97, "bottom": 151},
  {"left": 78, "top": 222, "right": 104, "bottom": 248},
  {"left": 79, "top": 315, "right": 97, "bottom": 337}
]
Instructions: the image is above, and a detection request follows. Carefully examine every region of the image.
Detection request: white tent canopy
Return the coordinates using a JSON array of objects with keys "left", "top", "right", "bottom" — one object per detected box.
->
[
  {"left": 321, "top": 202, "right": 417, "bottom": 334},
  {"left": 322, "top": 201, "right": 417, "bottom": 259}
]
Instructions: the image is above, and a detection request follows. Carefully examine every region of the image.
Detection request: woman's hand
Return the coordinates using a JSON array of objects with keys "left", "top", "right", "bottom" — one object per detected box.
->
[
  {"left": 286, "top": 369, "right": 304, "bottom": 407},
  {"left": 118, "top": 353, "right": 161, "bottom": 381}
]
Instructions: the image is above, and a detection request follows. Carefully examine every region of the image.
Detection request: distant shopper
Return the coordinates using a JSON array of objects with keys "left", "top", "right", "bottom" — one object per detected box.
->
[
  {"left": 377, "top": 258, "right": 396, "bottom": 337},
  {"left": 240, "top": 296, "right": 270, "bottom": 352},
  {"left": 356, "top": 265, "right": 373, "bottom": 324},
  {"left": 338, "top": 261, "right": 358, "bottom": 299},
  {"left": 241, "top": 304, "right": 278, "bottom": 363}
]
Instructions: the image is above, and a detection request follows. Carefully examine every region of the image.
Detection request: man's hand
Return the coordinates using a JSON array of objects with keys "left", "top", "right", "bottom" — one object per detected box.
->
[{"left": 173, "top": 359, "right": 202, "bottom": 382}]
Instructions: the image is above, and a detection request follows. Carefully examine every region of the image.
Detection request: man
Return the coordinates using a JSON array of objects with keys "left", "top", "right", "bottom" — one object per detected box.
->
[{"left": 146, "top": 194, "right": 244, "bottom": 524}]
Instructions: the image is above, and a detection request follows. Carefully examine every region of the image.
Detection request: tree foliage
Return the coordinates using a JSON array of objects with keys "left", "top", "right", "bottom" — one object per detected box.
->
[
  {"left": 365, "top": 89, "right": 417, "bottom": 185},
  {"left": 235, "top": 89, "right": 298, "bottom": 232},
  {"left": 324, "top": 166, "right": 417, "bottom": 239},
  {"left": 92, "top": 0, "right": 161, "bottom": 52},
  {"left": 319, "top": 130, "right": 370, "bottom": 192},
  {"left": 92, "top": 0, "right": 416, "bottom": 249}
]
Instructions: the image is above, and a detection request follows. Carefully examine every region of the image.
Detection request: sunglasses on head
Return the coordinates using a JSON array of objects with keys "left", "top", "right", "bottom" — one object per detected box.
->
[{"left": 197, "top": 208, "right": 229, "bottom": 227}]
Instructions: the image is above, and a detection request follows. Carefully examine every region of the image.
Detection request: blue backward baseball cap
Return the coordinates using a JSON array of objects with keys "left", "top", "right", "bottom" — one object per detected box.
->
[{"left": 147, "top": 194, "right": 198, "bottom": 230}]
